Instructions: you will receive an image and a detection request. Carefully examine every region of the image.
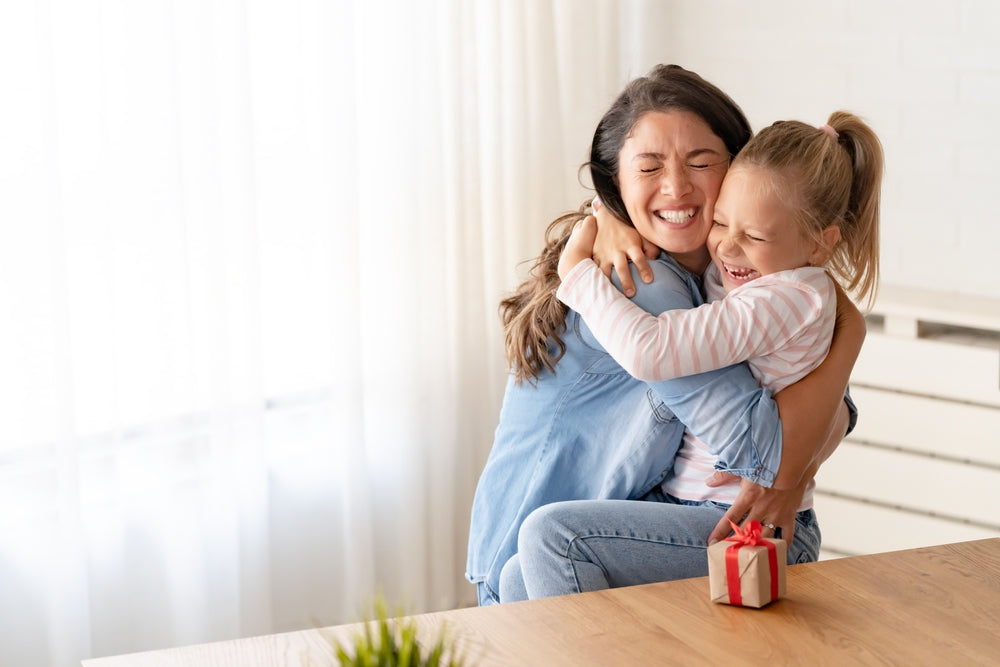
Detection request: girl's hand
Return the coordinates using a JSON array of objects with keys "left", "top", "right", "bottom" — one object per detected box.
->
[
  {"left": 592, "top": 197, "right": 659, "bottom": 297},
  {"left": 557, "top": 215, "right": 599, "bottom": 281}
]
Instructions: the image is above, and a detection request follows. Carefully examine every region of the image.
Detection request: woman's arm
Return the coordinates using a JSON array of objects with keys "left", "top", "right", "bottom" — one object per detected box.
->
[{"left": 707, "top": 402, "right": 849, "bottom": 546}]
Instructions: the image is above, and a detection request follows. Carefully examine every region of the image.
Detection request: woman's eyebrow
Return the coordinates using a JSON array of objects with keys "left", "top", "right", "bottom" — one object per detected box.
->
[
  {"left": 686, "top": 147, "right": 727, "bottom": 160},
  {"left": 630, "top": 147, "right": 727, "bottom": 161}
]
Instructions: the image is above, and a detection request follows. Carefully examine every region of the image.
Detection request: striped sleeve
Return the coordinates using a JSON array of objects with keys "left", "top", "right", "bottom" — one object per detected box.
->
[{"left": 556, "top": 260, "right": 828, "bottom": 382}]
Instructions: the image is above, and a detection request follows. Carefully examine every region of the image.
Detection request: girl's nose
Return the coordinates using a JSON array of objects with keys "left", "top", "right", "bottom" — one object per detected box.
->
[{"left": 716, "top": 233, "right": 738, "bottom": 258}]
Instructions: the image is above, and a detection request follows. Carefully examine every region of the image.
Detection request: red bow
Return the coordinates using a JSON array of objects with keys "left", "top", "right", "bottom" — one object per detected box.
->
[
  {"left": 726, "top": 519, "right": 765, "bottom": 546},
  {"left": 724, "top": 520, "right": 778, "bottom": 605}
]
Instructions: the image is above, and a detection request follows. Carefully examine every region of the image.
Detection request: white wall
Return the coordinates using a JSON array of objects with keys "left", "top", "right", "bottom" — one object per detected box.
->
[{"left": 622, "top": 0, "right": 1000, "bottom": 301}]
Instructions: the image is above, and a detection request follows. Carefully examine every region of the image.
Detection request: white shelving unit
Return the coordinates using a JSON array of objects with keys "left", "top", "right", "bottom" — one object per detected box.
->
[{"left": 814, "top": 284, "right": 1000, "bottom": 559}]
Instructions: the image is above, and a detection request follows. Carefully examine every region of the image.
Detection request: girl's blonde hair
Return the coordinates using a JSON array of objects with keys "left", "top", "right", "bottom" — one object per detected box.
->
[{"left": 734, "top": 111, "right": 883, "bottom": 308}]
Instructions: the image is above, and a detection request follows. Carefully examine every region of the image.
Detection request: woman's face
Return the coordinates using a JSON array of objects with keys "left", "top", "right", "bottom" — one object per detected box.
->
[{"left": 617, "top": 110, "right": 730, "bottom": 273}]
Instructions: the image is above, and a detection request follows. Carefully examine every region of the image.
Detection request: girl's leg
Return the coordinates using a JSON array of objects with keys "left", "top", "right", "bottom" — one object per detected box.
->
[{"left": 517, "top": 498, "right": 723, "bottom": 599}]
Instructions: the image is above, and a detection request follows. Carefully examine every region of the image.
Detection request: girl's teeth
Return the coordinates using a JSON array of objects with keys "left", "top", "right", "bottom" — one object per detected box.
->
[
  {"left": 725, "top": 264, "right": 758, "bottom": 280},
  {"left": 657, "top": 208, "right": 695, "bottom": 223}
]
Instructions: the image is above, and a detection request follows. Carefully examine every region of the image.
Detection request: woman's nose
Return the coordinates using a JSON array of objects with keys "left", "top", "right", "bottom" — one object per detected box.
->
[{"left": 659, "top": 165, "right": 692, "bottom": 197}]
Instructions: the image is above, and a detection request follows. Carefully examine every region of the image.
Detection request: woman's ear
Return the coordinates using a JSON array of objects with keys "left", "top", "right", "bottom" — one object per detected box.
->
[{"left": 809, "top": 225, "right": 841, "bottom": 266}]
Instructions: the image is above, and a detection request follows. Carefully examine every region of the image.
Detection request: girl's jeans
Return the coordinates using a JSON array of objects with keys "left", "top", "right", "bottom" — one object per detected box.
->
[{"left": 498, "top": 489, "right": 821, "bottom": 603}]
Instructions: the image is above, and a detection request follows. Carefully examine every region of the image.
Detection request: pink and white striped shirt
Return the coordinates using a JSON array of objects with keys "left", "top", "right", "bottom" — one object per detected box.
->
[{"left": 556, "top": 260, "right": 836, "bottom": 506}]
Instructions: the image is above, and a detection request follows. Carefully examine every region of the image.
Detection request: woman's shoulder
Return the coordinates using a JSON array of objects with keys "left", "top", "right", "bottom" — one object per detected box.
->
[{"left": 620, "top": 253, "right": 701, "bottom": 313}]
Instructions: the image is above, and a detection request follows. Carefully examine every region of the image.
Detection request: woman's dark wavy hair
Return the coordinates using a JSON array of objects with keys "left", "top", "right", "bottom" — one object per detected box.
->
[
  {"left": 589, "top": 64, "right": 752, "bottom": 225},
  {"left": 501, "top": 65, "right": 753, "bottom": 383}
]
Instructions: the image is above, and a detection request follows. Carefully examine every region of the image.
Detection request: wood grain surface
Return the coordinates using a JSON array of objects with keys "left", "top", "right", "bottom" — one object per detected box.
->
[{"left": 84, "top": 538, "right": 1000, "bottom": 666}]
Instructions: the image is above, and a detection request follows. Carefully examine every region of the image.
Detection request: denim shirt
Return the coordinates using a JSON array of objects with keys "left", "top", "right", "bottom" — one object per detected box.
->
[{"left": 466, "top": 253, "right": 787, "bottom": 600}]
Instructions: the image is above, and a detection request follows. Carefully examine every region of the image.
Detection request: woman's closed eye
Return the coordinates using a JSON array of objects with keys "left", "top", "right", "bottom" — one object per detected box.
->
[{"left": 687, "top": 157, "right": 729, "bottom": 171}]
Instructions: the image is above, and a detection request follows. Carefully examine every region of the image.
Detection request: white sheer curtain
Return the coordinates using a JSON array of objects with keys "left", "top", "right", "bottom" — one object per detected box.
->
[{"left": 0, "top": 0, "right": 655, "bottom": 664}]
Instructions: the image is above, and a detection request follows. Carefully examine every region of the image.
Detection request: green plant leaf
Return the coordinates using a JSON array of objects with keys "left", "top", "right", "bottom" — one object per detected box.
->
[{"left": 330, "top": 594, "right": 466, "bottom": 667}]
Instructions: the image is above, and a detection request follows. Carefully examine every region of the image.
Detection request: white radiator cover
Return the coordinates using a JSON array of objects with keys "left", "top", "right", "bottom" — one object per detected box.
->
[{"left": 813, "top": 284, "right": 1000, "bottom": 559}]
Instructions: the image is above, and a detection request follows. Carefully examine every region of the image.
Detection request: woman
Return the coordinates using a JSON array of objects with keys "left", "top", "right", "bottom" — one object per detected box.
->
[{"left": 466, "top": 65, "right": 863, "bottom": 605}]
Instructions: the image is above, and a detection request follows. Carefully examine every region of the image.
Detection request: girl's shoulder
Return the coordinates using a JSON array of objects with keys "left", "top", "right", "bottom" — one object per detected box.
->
[
  {"left": 728, "top": 267, "right": 835, "bottom": 322},
  {"left": 755, "top": 266, "right": 833, "bottom": 296}
]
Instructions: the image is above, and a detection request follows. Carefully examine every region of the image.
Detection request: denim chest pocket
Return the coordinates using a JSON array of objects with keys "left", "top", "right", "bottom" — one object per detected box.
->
[
  {"left": 646, "top": 389, "right": 678, "bottom": 423},
  {"left": 583, "top": 353, "right": 635, "bottom": 375}
]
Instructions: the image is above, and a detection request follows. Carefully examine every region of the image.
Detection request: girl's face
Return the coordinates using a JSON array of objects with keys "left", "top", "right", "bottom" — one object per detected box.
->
[
  {"left": 708, "top": 165, "right": 830, "bottom": 292},
  {"left": 617, "top": 111, "right": 731, "bottom": 273}
]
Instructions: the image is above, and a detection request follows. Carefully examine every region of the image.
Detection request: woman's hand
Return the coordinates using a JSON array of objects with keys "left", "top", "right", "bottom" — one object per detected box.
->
[
  {"left": 707, "top": 476, "right": 809, "bottom": 547},
  {"left": 557, "top": 215, "right": 599, "bottom": 281},
  {"left": 592, "top": 198, "right": 659, "bottom": 297},
  {"left": 708, "top": 379, "right": 852, "bottom": 548}
]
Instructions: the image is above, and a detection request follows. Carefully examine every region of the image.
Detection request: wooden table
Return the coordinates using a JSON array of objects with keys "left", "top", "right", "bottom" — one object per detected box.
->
[{"left": 83, "top": 538, "right": 1000, "bottom": 666}]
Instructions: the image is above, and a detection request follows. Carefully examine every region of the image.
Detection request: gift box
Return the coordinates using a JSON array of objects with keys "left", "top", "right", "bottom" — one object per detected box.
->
[{"left": 708, "top": 520, "right": 787, "bottom": 608}]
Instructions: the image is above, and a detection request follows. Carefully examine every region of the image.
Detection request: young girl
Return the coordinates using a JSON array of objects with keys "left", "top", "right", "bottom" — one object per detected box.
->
[{"left": 521, "top": 112, "right": 882, "bottom": 598}]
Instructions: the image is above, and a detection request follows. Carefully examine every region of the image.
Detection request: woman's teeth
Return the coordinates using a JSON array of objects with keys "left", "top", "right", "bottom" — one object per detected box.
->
[{"left": 657, "top": 208, "right": 696, "bottom": 224}]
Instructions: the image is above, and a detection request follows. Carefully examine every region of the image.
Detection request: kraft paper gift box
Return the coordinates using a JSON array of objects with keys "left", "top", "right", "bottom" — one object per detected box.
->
[{"left": 708, "top": 520, "right": 787, "bottom": 608}]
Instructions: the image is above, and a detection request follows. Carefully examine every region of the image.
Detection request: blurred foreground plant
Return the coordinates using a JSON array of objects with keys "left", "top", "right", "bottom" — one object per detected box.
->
[{"left": 332, "top": 596, "right": 467, "bottom": 667}]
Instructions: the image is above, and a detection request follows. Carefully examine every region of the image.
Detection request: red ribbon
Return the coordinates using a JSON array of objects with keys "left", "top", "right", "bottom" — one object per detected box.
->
[{"left": 724, "top": 520, "right": 778, "bottom": 605}]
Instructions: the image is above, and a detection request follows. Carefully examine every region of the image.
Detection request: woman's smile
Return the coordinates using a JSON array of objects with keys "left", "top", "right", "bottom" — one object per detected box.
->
[{"left": 654, "top": 207, "right": 698, "bottom": 225}]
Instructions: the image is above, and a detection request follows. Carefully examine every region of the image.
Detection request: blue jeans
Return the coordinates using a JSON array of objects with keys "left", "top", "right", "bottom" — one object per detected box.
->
[
  {"left": 477, "top": 580, "right": 501, "bottom": 607},
  {"left": 500, "top": 491, "right": 821, "bottom": 602}
]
